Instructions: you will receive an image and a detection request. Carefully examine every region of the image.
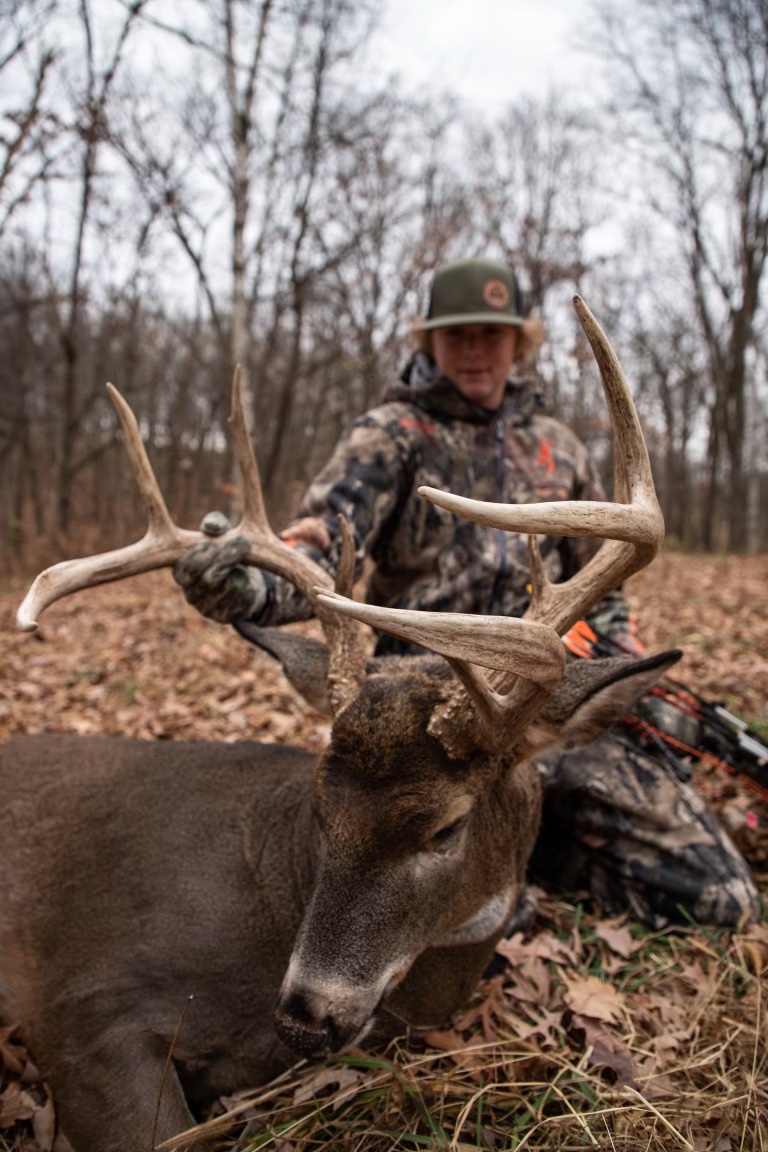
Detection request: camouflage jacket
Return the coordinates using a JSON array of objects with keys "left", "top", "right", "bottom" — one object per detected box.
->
[{"left": 252, "top": 354, "right": 634, "bottom": 653}]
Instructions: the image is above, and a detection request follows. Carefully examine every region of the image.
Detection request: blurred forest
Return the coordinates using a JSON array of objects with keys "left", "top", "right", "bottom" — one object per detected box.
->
[{"left": 0, "top": 0, "right": 767, "bottom": 573}]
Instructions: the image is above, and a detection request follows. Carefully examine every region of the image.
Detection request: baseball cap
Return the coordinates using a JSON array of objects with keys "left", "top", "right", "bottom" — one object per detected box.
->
[{"left": 420, "top": 258, "right": 524, "bottom": 331}]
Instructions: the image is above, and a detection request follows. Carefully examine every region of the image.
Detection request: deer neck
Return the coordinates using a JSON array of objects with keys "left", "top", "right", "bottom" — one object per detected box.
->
[{"left": 241, "top": 771, "right": 322, "bottom": 912}]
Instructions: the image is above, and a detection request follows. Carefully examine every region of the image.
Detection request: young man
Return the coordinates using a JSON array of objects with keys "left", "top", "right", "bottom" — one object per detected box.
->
[{"left": 175, "top": 258, "right": 760, "bottom": 929}]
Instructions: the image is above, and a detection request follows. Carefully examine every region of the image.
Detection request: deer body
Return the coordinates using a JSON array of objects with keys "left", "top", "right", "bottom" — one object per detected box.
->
[
  {"left": 0, "top": 650, "right": 677, "bottom": 1152},
  {"left": 0, "top": 736, "right": 318, "bottom": 1142},
  {"left": 2, "top": 298, "right": 676, "bottom": 1151},
  {"left": 0, "top": 658, "right": 546, "bottom": 1150}
]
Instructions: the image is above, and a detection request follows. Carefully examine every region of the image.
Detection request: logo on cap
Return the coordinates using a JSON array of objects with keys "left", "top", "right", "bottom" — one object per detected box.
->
[{"left": 482, "top": 278, "right": 510, "bottom": 309}]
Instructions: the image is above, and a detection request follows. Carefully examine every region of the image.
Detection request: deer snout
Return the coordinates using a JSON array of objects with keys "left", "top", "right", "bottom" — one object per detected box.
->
[
  {"left": 273, "top": 989, "right": 343, "bottom": 1059},
  {"left": 273, "top": 970, "right": 380, "bottom": 1060}
]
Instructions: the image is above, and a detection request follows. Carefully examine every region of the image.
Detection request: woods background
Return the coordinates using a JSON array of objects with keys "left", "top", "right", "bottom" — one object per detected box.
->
[
  {"left": 0, "top": 0, "right": 767, "bottom": 572},
  {"left": 1, "top": 6, "right": 767, "bottom": 1147}
]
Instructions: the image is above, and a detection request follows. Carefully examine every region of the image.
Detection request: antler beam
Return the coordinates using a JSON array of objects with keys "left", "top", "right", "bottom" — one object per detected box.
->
[{"left": 16, "top": 371, "right": 367, "bottom": 714}]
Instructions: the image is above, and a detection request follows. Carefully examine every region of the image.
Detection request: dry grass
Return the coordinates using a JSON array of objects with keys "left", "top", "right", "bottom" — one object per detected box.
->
[
  {"left": 162, "top": 897, "right": 768, "bottom": 1152},
  {"left": 1, "top": 553, "right": 767, "bottom": 1151}
]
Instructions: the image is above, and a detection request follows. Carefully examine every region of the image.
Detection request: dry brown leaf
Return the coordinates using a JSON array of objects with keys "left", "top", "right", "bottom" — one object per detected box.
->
[
  {"left": 495, "top": 928, "right": 582, "bottom": 969},
  {"left": 508, "top": 1004, "right": 563, "bottom": 1044},
  {"left": 499, "top": 1011, "right": 552, "bottom": 1043},
  {"left": 421, "top": 1027, "right": 462, "bottom": 1050},
  {"left": 649, "top": 1030, "right": 693, "bottom": 1068},
  {"left": 595, "top": 918, "right": 637, "bottom": 959},
  {"left": 420, "top": 1028, "right": 488, "bottom": 1070},
  {"left": 634, "top": 1064, "right": 680, "bottom": 1101},
  {"left": 735, "top": 922, "right": 768, "bottom": 974},
  {"left": 567, "top": 1012, "right": 636, "bottom": 1087},
  {"left": 292, "top": 1064, "right": 363, "bottom": 1109},
  {"left": 0, "top": 1081, "right": 36, "bottom": 1127},
  {"left": 561, "top": 970, "right": 625, "bottom": 1024},
  {"left": 506, "top": 956, "right": 554, "bottom": 1012}
]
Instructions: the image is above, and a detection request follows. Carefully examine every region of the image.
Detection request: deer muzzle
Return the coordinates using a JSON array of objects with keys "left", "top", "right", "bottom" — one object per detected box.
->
[
  {"left": 273, "top": 988, "right": 347, "bottom": 1059},
  {"left": 273, "top": 971, "right": 384, "bottom": 1059}
]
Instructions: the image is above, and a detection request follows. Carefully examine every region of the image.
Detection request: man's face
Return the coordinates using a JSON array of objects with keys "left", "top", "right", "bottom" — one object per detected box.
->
[{"left": 432, "top": 324, "right": 519, "bottom": 410}]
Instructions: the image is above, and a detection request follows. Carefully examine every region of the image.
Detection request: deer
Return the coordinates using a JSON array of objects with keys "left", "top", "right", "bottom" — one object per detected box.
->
[{"left": 0, "top": 297, "right": 680, "bottom": 1152}]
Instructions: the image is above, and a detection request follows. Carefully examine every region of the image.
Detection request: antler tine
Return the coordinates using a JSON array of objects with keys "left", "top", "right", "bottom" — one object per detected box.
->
[
  {"left": 228, "top": 364, "right": 270, "bottom": 534},
  {"left": 225, "top": 369, "right": 334, "bottom": 605},
  {"left": 333, "top": 516, "right": 357, "bottom": 599},
  {"left": 316, "top": 592, "right": 565, "bottom": 688},
  {"left": 417, "top": 295, "right": 663, "bottom": 639},
  {"left": 16, "top": 384, "right": 201, "bottom": 631},
  {"left": 225, "top": 374, "right": 369, "bottom": 708},
  {"left": 224, "top": 374, "right": 369, "bottom": 707}
]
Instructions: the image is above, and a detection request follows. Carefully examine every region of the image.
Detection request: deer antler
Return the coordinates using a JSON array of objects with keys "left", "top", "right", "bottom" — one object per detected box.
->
[
  {"left": 315, "top": 296, "right": 664, "bottom": 754},
  {"left": 17, "top": 369, "right": 367, "bottom": 715},
  {"left": 17, "top": 299, "right": 660, "bottom": 748}
]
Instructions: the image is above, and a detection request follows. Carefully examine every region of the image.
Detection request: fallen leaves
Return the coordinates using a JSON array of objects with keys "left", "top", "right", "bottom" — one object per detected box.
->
[
  {"left": 0, "top": 556, "right": 767, "bottom": 1150},
  {"left": 561, "top": 971, "right": 625, "bottom": 1025},
  {"left": 627, "top": 554, "right": 768, "bottom": 734},
  {"left": 567, "top": 1015, "right": 636, "bottom": 1088},
  {"left": 595, "top": 918, "right": 637, "bottom": 960},
  {"left": 421, "top": 918, "right": 638, "bottom": 1094},
  {"left": 0, "top": 573, "right": 332, "bottom": 750},
  {"left": 292, "top": 1065, "right": 366, "bottom": 1110},
  {"left": 736, "top": 919, "right": 768, "bottom": 969}
]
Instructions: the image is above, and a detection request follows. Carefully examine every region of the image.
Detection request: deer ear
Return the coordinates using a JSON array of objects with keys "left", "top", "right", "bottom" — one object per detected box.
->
[
  {"left": 536, "top": 649, "right": 683, "bottom": 752},
  {"left": 235, "top": 623, "right": 332, "bottom": 715}
]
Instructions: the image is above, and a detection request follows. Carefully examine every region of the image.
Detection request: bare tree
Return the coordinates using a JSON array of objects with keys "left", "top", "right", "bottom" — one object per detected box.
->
[
  {"left": 43, "top": 0, "right": 150, "bottom": 532},
  {"left": 631, "top": 309, "right": 707, "bottom": 546},
  {"left": 589, "top": 0, "right": 768, "bottom": 551},
  {"left": 267, "top": 91, "right": 470, "bottom": 499},
  {"left": 118, "top": 0, "right": 378, "bottom": 496},
  {"left": 0, "top": 0, "right": 58, "bottom": 239},
  {"left": 459, "top": 92, "right": 608, "bottom": 422},
  {"left": 467, "top": 94, "right": 599, "bottom": 307}
]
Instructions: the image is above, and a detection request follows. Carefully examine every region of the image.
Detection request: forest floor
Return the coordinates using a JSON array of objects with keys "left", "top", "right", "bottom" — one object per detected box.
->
[{"left": 1, "top": 552, "right": 767, "bottom": 1151}]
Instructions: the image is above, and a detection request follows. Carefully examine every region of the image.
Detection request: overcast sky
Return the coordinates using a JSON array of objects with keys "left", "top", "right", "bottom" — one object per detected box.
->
[{"left": 374, "top": 0, "right": 597, "bottom": 108}]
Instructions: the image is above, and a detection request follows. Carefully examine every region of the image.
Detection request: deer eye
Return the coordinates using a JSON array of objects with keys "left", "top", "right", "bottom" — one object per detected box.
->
[{"left": 429, "top": 816, "right": 467, "bottom": 851}]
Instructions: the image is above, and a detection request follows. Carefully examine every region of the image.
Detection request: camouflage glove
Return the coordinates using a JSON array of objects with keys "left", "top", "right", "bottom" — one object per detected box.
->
[{"left": 173, "top": 517, "right": 267, "bottom": 624}]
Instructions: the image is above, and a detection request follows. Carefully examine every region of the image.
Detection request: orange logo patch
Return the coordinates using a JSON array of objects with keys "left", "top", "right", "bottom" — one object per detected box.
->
[
  {"left": 536, "top": 440, "right": 555, "bottom": 476},
  {"left": 482, "top": 278, "right": 510, "bottom": 310},
  {"left": 399, "top": 416, "right": 435, "bottom": 436}
]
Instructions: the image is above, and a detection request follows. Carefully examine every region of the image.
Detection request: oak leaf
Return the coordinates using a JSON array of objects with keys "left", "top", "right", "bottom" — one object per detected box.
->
[{"left": 561, "top": 970, "right": 624, "bottom": 1024}]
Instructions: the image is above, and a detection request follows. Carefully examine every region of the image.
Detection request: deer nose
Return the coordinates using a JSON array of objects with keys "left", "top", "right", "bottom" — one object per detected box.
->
[{"left": 273, "top": 990, "right": 340, "bottom": 1060}]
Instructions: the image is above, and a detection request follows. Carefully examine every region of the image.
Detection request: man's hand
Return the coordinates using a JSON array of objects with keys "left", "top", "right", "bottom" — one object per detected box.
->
[{"left": 173, "top": 517, "right": 268, "bottom": 624}]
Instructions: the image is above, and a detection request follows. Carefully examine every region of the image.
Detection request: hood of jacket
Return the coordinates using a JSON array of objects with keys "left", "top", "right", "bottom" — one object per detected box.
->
[{"left": 383, "top": 352, "right": 544, "bottom": 427}]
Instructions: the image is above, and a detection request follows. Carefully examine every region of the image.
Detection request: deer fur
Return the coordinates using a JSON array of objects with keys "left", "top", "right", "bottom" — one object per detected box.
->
[{"left": 0, "top": 643, "right": 680, "bottom": 1152}]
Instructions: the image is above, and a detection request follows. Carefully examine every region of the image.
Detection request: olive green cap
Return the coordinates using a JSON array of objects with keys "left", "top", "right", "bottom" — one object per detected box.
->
[{"left": 421, "top": 258, "right": 524, "bottom": 331}]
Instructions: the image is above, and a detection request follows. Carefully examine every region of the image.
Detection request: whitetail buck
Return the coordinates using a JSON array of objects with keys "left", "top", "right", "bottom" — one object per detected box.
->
[{"left": 1, "top": 298, "right": 679, "bottom": 1152}]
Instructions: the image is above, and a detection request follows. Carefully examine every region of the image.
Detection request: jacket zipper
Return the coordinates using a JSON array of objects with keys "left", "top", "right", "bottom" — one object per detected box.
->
[{"left": 489, "top": 415, "right": 509, "bottom": 614}]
